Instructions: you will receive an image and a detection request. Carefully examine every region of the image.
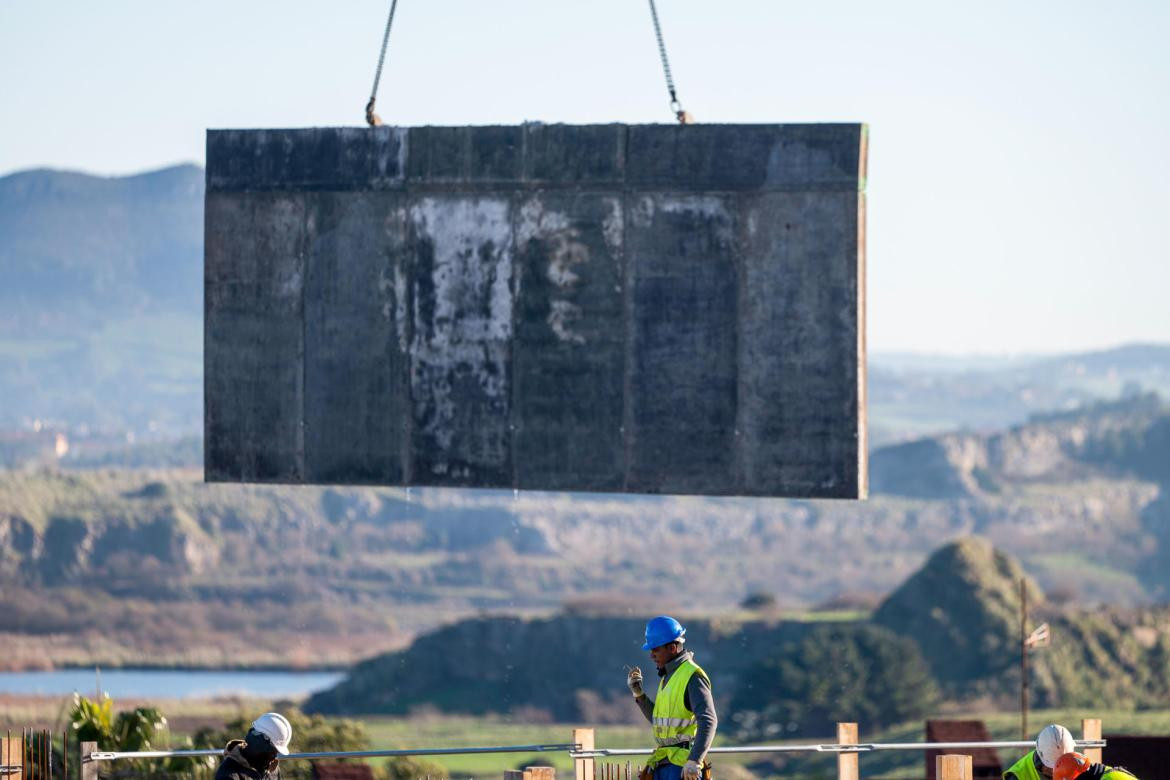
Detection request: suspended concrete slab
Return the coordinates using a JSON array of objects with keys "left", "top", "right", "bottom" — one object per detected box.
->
[{"left": 205, "top": 123, "right": 868, "bottom": 498}]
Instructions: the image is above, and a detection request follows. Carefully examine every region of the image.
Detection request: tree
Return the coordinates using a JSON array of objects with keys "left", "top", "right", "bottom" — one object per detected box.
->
[
  {"left": 70, "top": 693, "right": 169, "bottom": 751},
  {"left": 69, "top": 694, "right": 205, "bottom": 773},
  {"left": 739, "top": 591, "right": 778, "bottom": 612},
  {"left": 729, "top": 624, "right": 940, "bottom": 739}
]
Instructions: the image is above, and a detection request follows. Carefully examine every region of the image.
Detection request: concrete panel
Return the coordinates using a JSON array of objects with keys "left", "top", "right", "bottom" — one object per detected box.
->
[
  {"left": 406, "top": 195, "right": 514, "bottom": 486},
  {"left": 626, "top": 194, "right": 739, "bottom": 494},
  {"left": 207, "top": 127, "right": 406, "bottom": 192},
  {"left": 523, "top": 124, "right": 625, "bottom": 184},
  {"left": 205, "top": 123, "right": 867, "bottom": 497},
  {"left": 627, "top": 124, "right": 863, "bottom": 191},
  {"left": 738, "top": 192, "right": 862, "bottom": 497},
  {"left": 303, "top": 192, "right": 410, "bottom": 483},
  {"left": 513, "top": 192, "right": 626, "bottom": 491},
  {"left": 204, "top": 193, "right": 305, "bottom": 481}
]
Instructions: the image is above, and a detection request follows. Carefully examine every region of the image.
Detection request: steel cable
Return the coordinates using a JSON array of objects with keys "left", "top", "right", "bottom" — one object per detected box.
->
[{"left": 366, "top": 0, "right": 400, "bottom": 126}]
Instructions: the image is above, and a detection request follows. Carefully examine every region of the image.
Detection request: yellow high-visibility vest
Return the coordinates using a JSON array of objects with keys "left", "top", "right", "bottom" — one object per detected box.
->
[
  {"left": 1004, "top": 751, "right": 1043, "bottom": 780},
  {"left": 648, "top": 658, "right": 709, "bottom": 768}
]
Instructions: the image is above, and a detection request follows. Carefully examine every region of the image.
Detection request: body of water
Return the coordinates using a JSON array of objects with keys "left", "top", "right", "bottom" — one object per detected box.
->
[{"left": 0, "top": 668, "right": 345, "bottom": 699}]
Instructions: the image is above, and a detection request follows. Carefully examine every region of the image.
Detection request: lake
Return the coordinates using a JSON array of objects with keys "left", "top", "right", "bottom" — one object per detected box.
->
[{"left": 0, "top": 668, "right": 345, "bottom": 699}]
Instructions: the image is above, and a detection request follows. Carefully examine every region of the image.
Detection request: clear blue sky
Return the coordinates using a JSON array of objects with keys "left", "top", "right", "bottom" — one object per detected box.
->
[{"left": 2, "top": 0, "right": 1168, "bottom": 355}]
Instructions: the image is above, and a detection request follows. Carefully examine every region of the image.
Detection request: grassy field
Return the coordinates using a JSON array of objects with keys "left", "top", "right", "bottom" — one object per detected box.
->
[
  {"left": 311, "top": 709, "right": 1170, "bottom": 778},
  {"left": 359, "top": 717, "right": 645, "bottom": 775}
]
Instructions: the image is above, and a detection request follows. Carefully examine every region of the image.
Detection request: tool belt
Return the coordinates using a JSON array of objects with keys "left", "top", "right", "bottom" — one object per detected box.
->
[{"left": 636, "top": 755, "right": 712, "bottom": 780}]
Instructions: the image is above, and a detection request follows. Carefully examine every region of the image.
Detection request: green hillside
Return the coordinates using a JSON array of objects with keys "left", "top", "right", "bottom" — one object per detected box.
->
[
  {"left": 0, "top": 165, "right": 203, "bottom": 433},
  {"left": 306, "top": 539, "right": 1170, "bottom": 727}
]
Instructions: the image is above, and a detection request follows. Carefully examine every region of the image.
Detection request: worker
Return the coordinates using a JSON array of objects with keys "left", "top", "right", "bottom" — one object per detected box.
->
[
  {"left": 1054, "top": 753, "right": 1138, "bottom": 780},
  {"left": 626, "top": 616, "right": 716, "bottom": 780},
  {"left": 215, "top": 712, "right": 293, "bottom": 780},
  {"left": 1004, "top": 724, "right": 1078, "bottom": 780}
]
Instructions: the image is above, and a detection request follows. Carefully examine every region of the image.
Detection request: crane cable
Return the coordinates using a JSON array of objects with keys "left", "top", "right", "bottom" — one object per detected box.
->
[
  {"left": 363, "top": 1, "right": 693, "bottom": 126},
  {"left": 365, "top": 0, "right": 399, "bottom": 126},
  {"left": 646, "top": 0, "right": 693, "bottom": 124}
]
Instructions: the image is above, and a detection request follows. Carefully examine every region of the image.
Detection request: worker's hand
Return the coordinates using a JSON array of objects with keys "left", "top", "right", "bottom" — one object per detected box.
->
[
  {"left": 1078, "top": 765, "right": 1107, "bottom": 780},
  {"left": 682, "top": 760, "right": 701, "bottom": 780},
  {"left": 626, "top": 666, "right": 644, "bottom": 697}
]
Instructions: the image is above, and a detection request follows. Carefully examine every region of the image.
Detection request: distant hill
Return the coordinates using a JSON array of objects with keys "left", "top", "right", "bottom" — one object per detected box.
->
[
  {"left": 873, "top": 538, "right": 1170, "bottom": 710},
  {"left": 2, "top": 163, "right": 1170, "bottom": 443},
  {"left": 1, "top": 395, "right": 1168, "bottom": 670},
  {"left": 0, "top": 165, "right": 203, "bottom": 433},
  {"left": 304, "top": 615, "right": 817, "bottom": 721},
  {"left": 873, "top": 537, "right": 1041, "bottom": 685},
  {"left": 868, "top": 344, "right": 1170, "bottom": 445},
  {"left": 870, "top": 393, "right": 1170, "bottom": 499},
  {"left": 305, "top": 538, "right": 1170, "bottom": 719},
  {"left": 0, "top": 165, "right": 203, "bottom": 318}
]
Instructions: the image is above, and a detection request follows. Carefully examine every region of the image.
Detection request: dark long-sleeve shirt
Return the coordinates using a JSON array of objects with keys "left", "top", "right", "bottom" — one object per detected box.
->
[
  {"left": 635, "top": 650, "right": 717, "bottom": 764},
  {"left": 215, "top": 741, "right": 281, "bottom": 780}
]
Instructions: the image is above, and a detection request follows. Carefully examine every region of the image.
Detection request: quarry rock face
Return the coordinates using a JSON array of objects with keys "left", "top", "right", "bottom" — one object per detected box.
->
[{"left": 205, "top": 124, "right": 867, "bottom": 498}]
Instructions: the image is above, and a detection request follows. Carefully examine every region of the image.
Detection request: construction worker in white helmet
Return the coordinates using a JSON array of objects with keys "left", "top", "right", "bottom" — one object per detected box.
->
[
  {"left": 1004, "top": 724, "right": 1078, "bottom": 780},
  {"left": 626, "top": 616, "right": 716, "bottom": 780},
  {"left": 215, "top": 712, "right": 293, "bottom": 780}
]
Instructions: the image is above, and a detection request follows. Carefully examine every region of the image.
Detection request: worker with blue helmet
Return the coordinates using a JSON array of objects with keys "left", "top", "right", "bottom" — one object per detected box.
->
[{"left": 627, "top": 616, "right": 717, "bottom": 780}]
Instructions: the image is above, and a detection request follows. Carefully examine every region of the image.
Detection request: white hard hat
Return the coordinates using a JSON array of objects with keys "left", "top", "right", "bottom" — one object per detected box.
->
[
  {"left": 251, "top": 712, "right": 292, "bottom": 755},
  {"left": 1036, "top": 724, "right": 1076, "bottom": 769}
]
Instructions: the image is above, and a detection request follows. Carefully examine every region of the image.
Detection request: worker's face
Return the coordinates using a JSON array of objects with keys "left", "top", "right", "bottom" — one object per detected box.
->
[
  {"left": 649, "top": 641, "right": 682, "bottom": 669},
  {"left": 1040, "top": 767, "right": 1053, "bottom": 779}
]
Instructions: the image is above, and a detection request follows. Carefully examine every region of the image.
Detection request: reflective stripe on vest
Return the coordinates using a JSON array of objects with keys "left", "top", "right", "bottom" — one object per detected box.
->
[
  {"left": 648, "top": 658, "right": 709, "bottom": 767},
  {"left": 1005, "top": 752, "right": 1043, "bottom": 780}
]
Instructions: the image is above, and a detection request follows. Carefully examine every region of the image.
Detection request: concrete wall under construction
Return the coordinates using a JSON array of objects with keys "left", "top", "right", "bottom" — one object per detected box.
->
[{"left": 204, "top": 123, "right": 867, "bottom": 498}]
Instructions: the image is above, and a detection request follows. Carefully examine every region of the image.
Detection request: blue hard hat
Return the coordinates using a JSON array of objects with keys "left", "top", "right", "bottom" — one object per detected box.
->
[{"left": 642, "top": 615, "right": 686, "bottom": 650}]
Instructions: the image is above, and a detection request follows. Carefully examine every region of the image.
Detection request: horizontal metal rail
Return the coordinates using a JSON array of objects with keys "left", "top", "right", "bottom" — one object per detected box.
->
[
  {"left": 88, "top": 743, "right": 579, "bottom": 762},
  {"left": 572, "top": 739, "right": 1106, "bottom": 758},
  {"left": 86, "top": 738, "right": 1108, "bottom": 762}
]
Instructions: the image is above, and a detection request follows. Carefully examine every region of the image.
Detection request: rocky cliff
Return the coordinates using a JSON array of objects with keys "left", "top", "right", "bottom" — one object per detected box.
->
[{"left": 1, "top": 396, "right": 1168, "bottom": 669}]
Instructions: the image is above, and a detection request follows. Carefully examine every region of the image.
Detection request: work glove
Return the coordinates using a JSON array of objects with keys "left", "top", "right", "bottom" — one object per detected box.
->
[
  {"left": 1077, "top": 765, "right": 1107, "bottom": 780},
  {"left": 626, "top": 666, "right": 644, "bottom": 697},
  {"left": 682, "top": 760, "right": 701, "bottom": 780}
]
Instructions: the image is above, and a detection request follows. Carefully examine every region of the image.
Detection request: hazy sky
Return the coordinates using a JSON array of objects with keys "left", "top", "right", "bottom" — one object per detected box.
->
[{"left": 2, "top": 0, "right": 1168, "bottom": 354}]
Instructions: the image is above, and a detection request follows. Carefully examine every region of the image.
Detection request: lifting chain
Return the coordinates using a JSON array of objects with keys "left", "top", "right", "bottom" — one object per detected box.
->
[
  {"left": 364, "top": 1, "right": 693, "bottom": 126},
  {"left": 647, "top": 0, "right": 693, "bottom": 124}
]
